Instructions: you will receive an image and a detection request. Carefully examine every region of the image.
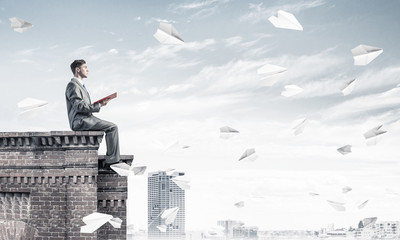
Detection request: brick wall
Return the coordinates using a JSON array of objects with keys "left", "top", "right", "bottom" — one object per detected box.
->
[{"left": 0, "top": 132, "right": 130, "bottom": 240}]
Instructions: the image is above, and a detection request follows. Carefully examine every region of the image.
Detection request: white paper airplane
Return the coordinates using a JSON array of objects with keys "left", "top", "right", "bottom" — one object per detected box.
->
[
  {"left": 364, "top": 125, "right": 387, "bottom": 139},
  {"left": 161, "top": 207, "right": 179, "bottom": 225},
  {"left": 9, "top": 17, "right": 33, "bottom": 33},
  {"left": 309, "top": 192, "right": 320, "bottom": 196},
  {"left": 281, "top": 85, "right": 303, "bottom": 97},
  {"left": 166, "top": 141, "right": 190, "bottom": 151},
  {"left": 292, "top": 118, "right": 307, "bottom": 136},
  {"left": 363, "top": 217, "right": 377, "bottom": 227},
  {"left": 340, "top": 79, "right": 357, "bottom": 96},
  {"left": 157, "top": 225, "right": 167, "bottom": 232},
  {"left": 268, "top": 10, "right": 303, "bottom": 31},
  {"left": 80, "top": 212, "right": 120, "bottom": 233},
  {"left": 18, "top": 97, "right": 48, "bottom": 120},
  {"left": 110, "top": 162, "right": 147, "bottom": 176},
  {"left": 257, "top": 64, "right": 287, "bottom": 86},
  {"left": 342, "top": 186, "right": 352, "bottom": 194},
  {"left": 351, "top": 44, "right": 383, "bottom": 66},
  {"left": 220, "top": 126, "right": 239, "bottom": 139},
  {"left": 172, "top": 175, "right": 191, "bottom": 190},
  {"left": 337, "top": 145, "right": 352, "bottom": 155},
  {"left": 234, "top": 201, "right": 245, "bottom": 208},
  {"left": 327, "top": 200, "right": 346, "bottom": 211},
  {"left": 358, "top": 200, "right": 369, "bottom": 209},
  {"left": 108, "top": 218, "right": 122, "bottom": 228},
  {"left": 238, "top": 148, "right": 258, "bottom": 162},
  {"left": 153, "top": 22, "right": 184, "bottom": 44}
]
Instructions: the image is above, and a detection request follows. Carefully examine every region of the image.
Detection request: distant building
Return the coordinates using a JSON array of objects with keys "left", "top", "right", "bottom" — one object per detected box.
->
[
  {"left": 375, "top": 221, "right": 399, "bottom": 239},
  {"left": 148, "top": 171, "right": 186, "bottom": 240},
  {"left": 216, "top": 220, "right": 258, "bottom": 239}
]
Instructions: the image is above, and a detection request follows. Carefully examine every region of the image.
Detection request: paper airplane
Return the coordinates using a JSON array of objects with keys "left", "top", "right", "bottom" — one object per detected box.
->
[
  {"left": 80, "top": 212, "right": 120, "bottom": 233},
  {"left": 161, "top": 207, "right": 179, "bottom": 225},
  {"left": 327, "top": 200, "right": 346, "bottom": 211},
  {"left": 342, "top": 186, "right": 352, "bottom": 194},
  {"left": 18, "top": 97, "right": 48, "bottom": 119},
  {"left": 153, "top": 22, "right": 184, "bottom": 44},
  {"left": 268, "top": 10, "right": 303, "bottom": 31},
  {"left": 364, "top": 125, "right": 387, "bottom": 139},
  {"left": 238, "top": 148, "right": 258, "bottom": 162},
  {"left": 363, "top": 217, "right": 377, "bottom": 227},
  {"left": 257, "top": 64, "right": 287, "bottom": 86},
  {"left": 108, "top": 218, "right": 122, "bottom": 228},
  {"left": 166, "top": 141, "right": 190, "bottom": 151},
  {"left": 340, "top": 79, "right": 357, "bottom": 96},
  {"left": 157, "top": 225, "right": 167, "bottom": 232},
  {"left": 337, "top": 145, "right": 352, "bottom": 155},
  {"left": 9, "top": 17, "right": 33, "bottom": 33},
  {"left": 358, "top": 200, "right": 369, "bottom": 209},
  {"left": 292, "top": 118, "right": 307, "bottom": 136},
  {"left": 110, "top": 162, "right": 147, "bottom": 176},
  {"left": 351, "top": 44, "right": 383, "bottom": 66},
  {"left": 172, "top": 175, "right": 191, "bottom": 190},
  {"left": 234, "top": 201, "right": 245, "bottom": 208},
  {"left": 281, "top": 85, "right": 303, "bottom": 97},
  {"left": 364, "top": 125, "right": 387, "bottom": 145},
  {"left": 309, "top": 192, "right": 320, "bottom": 196},
  {"left": 220, "top": 126, "right": 239, "bottom": 139}
]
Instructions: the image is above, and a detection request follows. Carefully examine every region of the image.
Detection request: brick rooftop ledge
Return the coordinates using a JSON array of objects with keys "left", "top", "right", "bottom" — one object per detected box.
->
[{"left": 0, "top": 131, "right": 104, "bottom": 151}]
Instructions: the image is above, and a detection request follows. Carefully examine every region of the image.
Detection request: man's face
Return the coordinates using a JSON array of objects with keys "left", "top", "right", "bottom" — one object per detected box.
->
[{"left": 76, "top": 64, "right": 89, "bottom": 78}]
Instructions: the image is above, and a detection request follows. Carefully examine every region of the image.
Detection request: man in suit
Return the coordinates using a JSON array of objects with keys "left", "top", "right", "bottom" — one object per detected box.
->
[{"left": 65, "top": 59, "right": 120, "bottom": 169}]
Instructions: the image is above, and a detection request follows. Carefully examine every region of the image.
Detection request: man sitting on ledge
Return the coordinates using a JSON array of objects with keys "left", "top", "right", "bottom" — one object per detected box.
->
[{"left": 65, "top": 59, "right": 120, "bottom": 169}]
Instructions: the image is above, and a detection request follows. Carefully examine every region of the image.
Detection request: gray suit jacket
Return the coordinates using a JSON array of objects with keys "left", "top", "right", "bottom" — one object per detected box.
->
[{"left": 65, "top": 78, "right": 101, "bottom": 130}]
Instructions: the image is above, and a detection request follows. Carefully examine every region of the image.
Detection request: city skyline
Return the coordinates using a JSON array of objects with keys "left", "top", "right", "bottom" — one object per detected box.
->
[{"left": 1, "top": 0, "right": 400, "bottom": 231}]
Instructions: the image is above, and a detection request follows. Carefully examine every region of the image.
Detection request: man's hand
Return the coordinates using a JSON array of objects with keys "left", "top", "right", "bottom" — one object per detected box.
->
[{"left": 100, "top": 98, "right": 111, "bottom": 107}]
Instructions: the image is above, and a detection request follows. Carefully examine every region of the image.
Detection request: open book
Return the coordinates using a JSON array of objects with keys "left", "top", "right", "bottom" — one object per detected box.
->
[{"left": 94, "top": 92, "right": 117, "bottom": 104}]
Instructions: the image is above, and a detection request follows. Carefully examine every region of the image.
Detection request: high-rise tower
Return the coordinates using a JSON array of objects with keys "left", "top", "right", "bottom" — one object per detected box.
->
[{"left": 148, "top": 171, "right": 185, "bottom": 240}]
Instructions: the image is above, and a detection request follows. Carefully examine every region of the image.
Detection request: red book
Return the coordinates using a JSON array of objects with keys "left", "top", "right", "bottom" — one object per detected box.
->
[{"left": 94, "top": 92, "right": 117, "bottom": 104}]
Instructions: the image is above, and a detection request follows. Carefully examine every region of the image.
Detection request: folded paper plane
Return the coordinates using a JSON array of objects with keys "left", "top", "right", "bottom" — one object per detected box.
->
[
  {"left": 358, "top": 200, "right": 369, "bottom": 209},
  {"left": 268, "top": 10, "right": 303, "bottom": 31},
  {"left": 80, "top": 212, "right": 120, "bottom": 233},
  {"left": 9, "top": 17, "right": 33, "bottom": 33},
  {"left": 292, "top": 118, "right": 307, "bottom": 136},
  {"left": 238, "top": 148, "right": 258, "bottom": 162},
  {"left": 340, "top": 79, "right": 357, "bottom": 96},
  {"left": 364, "top": 125, "right": 387, "bottom": 139},
  {"left": 281, "top": 85, "right": 303, "bottom": 97},
  {"left": 161, "top": 207, "right": 179, "bottom": 225},
  {"left": 154, "top": 22, "right": 184, "bottom": 44},
  {"left": 352, "top": 44, "right": 383, "bottom": 66},
  {"left": 363, "top": 217, "right": 377, "bottom": 227},
  {"left": 110, "top": 162, "right": 147, "bottom": 176},
  {"left": 309, "top": 192, "right": 320, "bottom": 196},
  {"left": 220, "top": 126, "right": 239, "bottom": 139},
  {"left": 172, "top": 175, "right": 191, "bottom": 190},
  {"left": 157, "top": 225, "right": 167, "bottom": 232},
  {"left": 337, "top": 145, "right": 352, "bottom": 155},
  {"left": 234, "top": 201, "right": 245, "bottom": 208},
  {"left": 108, "top": 218, "right": 122, "bottom": 228},
  {"left": 257, "top": 64, "right": 287, "bottom": 86},
  {"left": 327, "top": 200, "right": 346, "bottom": 211},
  {"left": 342, "top": 186, "right": 352, "bottom": 194},
  {"left": 18, "top": 97, "right": 48, "bottom": 120}
]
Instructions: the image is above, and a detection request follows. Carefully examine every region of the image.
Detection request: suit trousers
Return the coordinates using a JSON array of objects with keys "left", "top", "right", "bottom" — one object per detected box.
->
[{"left": 82, "top": 116, "right": 120, "bottom": 164}]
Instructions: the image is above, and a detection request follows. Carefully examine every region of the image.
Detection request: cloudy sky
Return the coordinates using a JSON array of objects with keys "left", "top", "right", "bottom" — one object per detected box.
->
[{"left": 2, "top": 0, "right": 400, "bottom": 232}]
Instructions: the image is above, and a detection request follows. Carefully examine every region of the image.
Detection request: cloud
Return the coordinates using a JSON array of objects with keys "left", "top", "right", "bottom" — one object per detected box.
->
[
  {"left": 17, "top": 48, "right": 40, "bottom": 56},
  {"left": 169, "top": 0, "right": 230, "bottom": 19},
  {"left": 145, "top": 17, "right": 177, "bottom": 25},
  {"left": 127, "top": 38, "right": 216, "bottom": 72},
  {"left": 239, "top": 0, "right": 326, "bottom": 23}
]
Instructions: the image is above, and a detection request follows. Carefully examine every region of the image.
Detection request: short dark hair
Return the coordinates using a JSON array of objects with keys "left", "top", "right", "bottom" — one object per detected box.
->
[{"left": 70, "top": 59, "right": 86, "bottom": 74}]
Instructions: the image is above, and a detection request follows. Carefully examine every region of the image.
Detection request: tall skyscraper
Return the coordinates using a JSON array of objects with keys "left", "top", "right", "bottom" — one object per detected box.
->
[{"left": 148, "top": 171, "right": 186, "bottom": 240}]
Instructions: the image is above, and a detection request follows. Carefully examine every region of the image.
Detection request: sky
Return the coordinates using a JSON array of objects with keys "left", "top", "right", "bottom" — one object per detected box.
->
[{"left": 1, "top": 0, "right": 400, "bottom": 232}]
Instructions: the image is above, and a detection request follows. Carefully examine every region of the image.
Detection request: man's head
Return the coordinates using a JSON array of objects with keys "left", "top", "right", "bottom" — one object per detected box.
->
[{"left": 70, "top": 59, "right": 89, "bottom": 79}]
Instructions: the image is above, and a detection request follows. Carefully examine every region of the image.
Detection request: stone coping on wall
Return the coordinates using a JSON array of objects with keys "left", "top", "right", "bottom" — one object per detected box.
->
[{"left": 0, "top": 131, "right": 104, "bottom": 151}]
